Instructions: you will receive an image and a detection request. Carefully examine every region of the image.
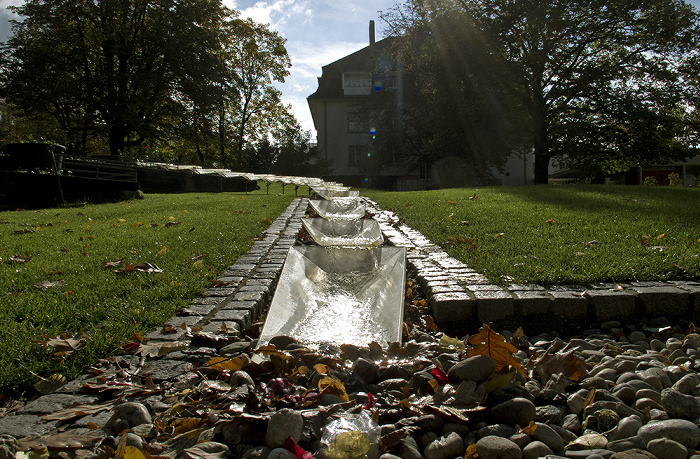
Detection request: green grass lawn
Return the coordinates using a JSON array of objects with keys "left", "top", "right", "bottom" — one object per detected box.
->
[
  {"left": 0, "top": 184, "right": 295, "bottom": 396},
  {"left": 365, "top": 185, "right": 700, "bottom": 286}
]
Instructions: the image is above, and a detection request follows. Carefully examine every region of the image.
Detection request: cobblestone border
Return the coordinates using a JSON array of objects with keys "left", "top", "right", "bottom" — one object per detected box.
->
[{"left": 366, "top": 199, "right": 700, "bottom": 327}]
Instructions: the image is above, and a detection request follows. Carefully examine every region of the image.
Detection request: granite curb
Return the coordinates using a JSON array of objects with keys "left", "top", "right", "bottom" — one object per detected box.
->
[{"left": 366, "top": 198, "right": 700, "bottom": 328}]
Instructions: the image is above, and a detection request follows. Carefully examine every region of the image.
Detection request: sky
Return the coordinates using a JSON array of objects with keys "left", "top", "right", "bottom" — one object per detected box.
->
[
  {"left": 226, "top": 0, "right": 397, "bottom": 138},
  {"left": 1, "top": 0, "right": 699, "bottom": 140}
]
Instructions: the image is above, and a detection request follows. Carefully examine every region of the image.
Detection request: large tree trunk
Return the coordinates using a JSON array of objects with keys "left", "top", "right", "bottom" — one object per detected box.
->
[{"left": 533, "top": 151, "right": 551, "bottom": 184}]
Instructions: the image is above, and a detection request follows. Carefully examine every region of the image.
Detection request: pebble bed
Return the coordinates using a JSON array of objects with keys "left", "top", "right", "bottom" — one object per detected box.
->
[{"left": 0, "top": 198, "right": 700, "bottom": 459}]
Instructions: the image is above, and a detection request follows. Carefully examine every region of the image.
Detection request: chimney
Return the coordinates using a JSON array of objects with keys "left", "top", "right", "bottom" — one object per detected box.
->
[{"left": 369, "top": 20, "right": 375, "bottom": 46}]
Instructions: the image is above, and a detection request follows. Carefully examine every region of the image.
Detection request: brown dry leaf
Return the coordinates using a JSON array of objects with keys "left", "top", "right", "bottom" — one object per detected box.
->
[
  {"left": 43, "top": 400, "right": 116, "bottom": 421},
  {"left": 165, "top": 221, "right": 181, "bottom": 227},
  {"left": 520, "top": 420, "right": 537, "bottom": 435},
  {"left": 313, "top": 363, "right": 329, "bottom": 374},
  {"left": 38, "top": 333, "right": 85, "bottom": 358},
  {"left": 533, "top": 349, "right": 587, "bottom": 384},
  {"left": 466, "top": 324, "right": 526, "bottom": 375},
  {"left": 16, "top": 431, "right": 102, "bottom": 451},
  {"left": 205, "top": 356, "right": 244, "bottom": 373},
  {"left": 33, "top": 280, "right": 64, "bottom": 290},
  {"left": 8, "top": 255, "right": 30, "bottom": 263},
  {"left": 582, "top": 388, "right": 596, "bottom": 411},
  {"left": 136, "top": 343, "right": 162, "bottom": 358},
  {"left": 318, "top": 376, "right": 349, "bottom": 402},
  {"left": 256, "top": 345, "right": 291, "bottom": 360},
  {"left": 34, "top": 374, "right": 67, "bottom": 395},
  {"left": 423, "top": 405, "right": 471, "bottom": 423}
]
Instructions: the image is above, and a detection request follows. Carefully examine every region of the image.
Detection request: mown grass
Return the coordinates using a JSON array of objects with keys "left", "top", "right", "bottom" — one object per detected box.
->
[
  {"left": 0, "top": 184, "right": 295, "bottom": 396},
  {"left": 365, "top": 185, "right": 700, "bottom": 286}
]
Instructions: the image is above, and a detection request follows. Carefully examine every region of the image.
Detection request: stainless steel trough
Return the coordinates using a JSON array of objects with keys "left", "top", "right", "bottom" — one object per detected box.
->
[
  {"left": 312, "top": 187, "right": 360, "bottom": 199},
  {"left": 301, "top": 217, "right": 383, "bottom": 248},
  {"left": 259, "top": 246, "right": 406, "bottom": 347},
  {"left": 308, "top": 198, "right": 366, "bottom": 220}
]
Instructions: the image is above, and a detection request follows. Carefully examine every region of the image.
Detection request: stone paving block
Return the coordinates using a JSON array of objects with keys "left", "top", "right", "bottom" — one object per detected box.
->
[
  {"left": 670, "top": 281, "right": 700, "bottom": 318},
  {"left": 17, "top": 394, "right": 100, "bottom": 415},
  {"left": 252, "top": 271, "right": 280, "bottom": 280},
  {"left": 625, "top": 285, "right": 691, "bottom": 317},
  {"left": 430, "top": 291, "right": 476, "bottom": 324},
  {"left": 222, "top": 299, "right": 261, "bottom": 318},
  {"left": 191, "top": 296, "right": 224, "bottom": 306},
  {"left": 466, "top": 284, "right": 503, "bottom": 292},
  {"left": 145, "top": 316, "right": 202, "bottom": 341},
  {"left": 455, "top": 273, "right": 490, "bottom": 285},
  {"left": 140, "top": 359, "right": 194, "bottom": 383},
  {"left": 585, "top": 289, "right": 636, "bottom": 321},
  {"left": 0, "top": 414, "right": 59, "bottom": 438},
  {"left": 507, "top": 284, "right": 547, "bottom": 291},
  {"left": 473, "top": 289, "right": 515, "bottom": 323},
  {"left": 427, "top": 284, "right": 465, "bottom": 296},
  {"left": 238, "top": 284, "right": 271, "bottom": 302},
  {"left": 244, "top": 278, "right": 275, "bottom": 288},
  {"left": 200, "top": 320, "right": 241, "bottom": 336},
  {"left": 212, "top": 309, "right": 252, "bottom": 328},
  {"left": 233, "top": 290, "right": 266, "bottom": 305},
  {"left": 512, "top": 290, "right": 554, "bottom": 316},
  {"left": 257, "top": 264, "right": 284, "bottom": 272},
  {"left": 179, "top": 303, "right": 217, "bottom": 316},
  {"left": 215, "top": 276, "right": 244, "bottom": 284},
  {"left": 550, "top": 291, "right": 589, "bottom": 320},
  {"left": 204, "top": 287, "right": 236, "bottom": 297}
]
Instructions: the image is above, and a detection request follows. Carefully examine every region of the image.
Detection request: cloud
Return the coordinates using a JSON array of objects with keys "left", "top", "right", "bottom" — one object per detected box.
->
[{"left": 227, "top": 0, "right": 313, "bottom": 28}]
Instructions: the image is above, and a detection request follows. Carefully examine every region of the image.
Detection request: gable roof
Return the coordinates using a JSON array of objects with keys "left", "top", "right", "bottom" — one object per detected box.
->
[{"left": 308, "top": 36, "right": 398, "bottom": 100}]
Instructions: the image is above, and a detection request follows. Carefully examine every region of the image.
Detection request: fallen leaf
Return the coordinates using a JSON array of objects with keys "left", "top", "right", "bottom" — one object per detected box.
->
[
  {"left": 657, "top": 233, "right": 666, "bottom": 239},
  {"left": 166, "top": 221, "right": 181, "bottom": 227},
  {"left": 466, "top": 324, "right": 526, "bottom": 375},
  {"left": 33, "top": 280, "right": 64, "bottom": 290},
  {"left": 533, "top": 349, "right": 587, "bottom": 383},
  {"left": 8, "top": 255, "right": 30, "bottom": 263},
  {"left": 42, "top": 400, "right": 116, "bottom": 421},
  {"left": 546, "top": 219, "right": 556, "bottom": 225},
  {"left": 34, "top": 374, "right": 67, "bottom": 395},
  {"left": 205, "top": 356, "right": 244, "bottom": 373},
  {"left": 318, "top": 376, "right": 349, "bottom": 402},
  {"left": 37, "top": 333, "right": 85, "bottom": 358},
  {"left": 16, "top": 431, "right": 101, "bottom": 452}
]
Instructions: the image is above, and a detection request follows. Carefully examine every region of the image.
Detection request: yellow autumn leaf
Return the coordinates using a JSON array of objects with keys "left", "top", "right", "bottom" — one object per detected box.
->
[
  {"left": 520, "top": 420, "right": 537, "bottom": 436},
  {"left": 168, "top": 216, "right": 175, "bottom": 221},
  {"left": 118, "top": 218, "right": 126, "bottom": 223},
  {"left": 467, "top": 324, "right": 526, "bottom": 376},
  {"left": 192, "top": 259, "right": 204, "bottom": 268},
  {"left": 157, "top": 246, "right": 168, "bottom": 256},
  {"left": 657, "top": 233, "right": 666, "bottom": 239},
  {"left": 124, "top": 446, "right": 146, "bottom": 459},
  {"left": 314, "top": 363, "right": 329, "bottom": 374},
  {"left": 205, "top": 356, "right": 243, "bottom": 372},
  {"left": 318, "top": 376, "right": 349, "bottom": 401}
]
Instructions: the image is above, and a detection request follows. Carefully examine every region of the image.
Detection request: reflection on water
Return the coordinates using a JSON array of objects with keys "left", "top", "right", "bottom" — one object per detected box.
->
[
  {"left": 259, "top": 246, "right": 406, "bottom": 347},
  {"left": 289, "top": 272, "right": 380, "bottom": 346}
]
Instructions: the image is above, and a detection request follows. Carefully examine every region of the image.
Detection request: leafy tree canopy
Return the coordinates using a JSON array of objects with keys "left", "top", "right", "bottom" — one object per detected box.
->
[{"left": 382, "top": 0, "right": 700, "bottom": 183}]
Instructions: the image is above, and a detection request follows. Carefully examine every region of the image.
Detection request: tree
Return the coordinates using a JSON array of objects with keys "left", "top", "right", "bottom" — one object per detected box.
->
[
  {"left": 383, "top": 0, "right": 700, "bottom": 183},
  {"left": 2, "top": 0, "right": 227, "bottom": 156},
  {"left": 367, "top": 15, "right": 528, "bottom": 185},
  {"left": 216, "top": 17, "right": 290, "bottom": 169}
]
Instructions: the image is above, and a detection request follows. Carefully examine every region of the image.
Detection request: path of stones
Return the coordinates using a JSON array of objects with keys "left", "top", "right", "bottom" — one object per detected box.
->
[{"left": 1, "top": 197, "right": 700, "bottom": 459}]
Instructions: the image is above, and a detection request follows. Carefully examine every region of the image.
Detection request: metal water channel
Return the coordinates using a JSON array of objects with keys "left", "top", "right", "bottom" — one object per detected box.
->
[{"left": 259, "top": 190, "right": 406, "bottom": 347}]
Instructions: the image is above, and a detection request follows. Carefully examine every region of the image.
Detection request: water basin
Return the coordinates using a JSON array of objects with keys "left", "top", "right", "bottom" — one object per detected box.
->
[
  {"left": 301, "top": 218, "right": 383, "bottom": 248},
  {"left": 309, "top": 198, "right": 366, "bottom": 220},
  {"left": 259, "top": 246, "right": 406, "bottom": 347}
]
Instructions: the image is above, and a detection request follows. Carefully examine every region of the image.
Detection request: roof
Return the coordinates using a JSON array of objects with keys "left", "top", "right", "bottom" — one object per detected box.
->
[{"left": 307, "top": 36, "right": 399, "bottom": 100}]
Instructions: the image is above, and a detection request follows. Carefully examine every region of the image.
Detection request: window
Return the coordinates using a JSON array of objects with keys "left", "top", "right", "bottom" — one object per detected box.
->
[
  {"left": 348, "top": 112, "right": 368, "bottom": 133},
  {"left": 348, "top": 145, "right": 367, "bottom": 166},
  {"left": 343, "top": 72, "right": 371, "bottom": 95}
]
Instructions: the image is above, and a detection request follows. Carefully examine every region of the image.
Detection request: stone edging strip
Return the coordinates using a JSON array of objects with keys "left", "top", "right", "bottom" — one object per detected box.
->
[{"left": 366, "top": 199, "right": 700, "bottom": 327}]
